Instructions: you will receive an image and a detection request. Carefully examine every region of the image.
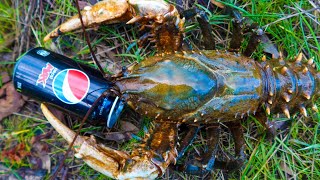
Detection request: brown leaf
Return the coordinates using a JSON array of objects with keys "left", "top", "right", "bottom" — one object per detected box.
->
[
  {"left": 0, "top": 82, "right": 25, "bottom": 121},
  {"left": 96, "top": 46, "right": 107, "bottom": 58},
  {"left": 95, "top": 45, "right": 122, "bottom": 75},
  {"left": 103, "top": 121, "right": 139, "bottom": 142},
  {"left": 39, "top": 154, "right": 51, "bottom": 173},
  {"left": 30, "top": 133, "right": 52, "bottom": 173},
  {"left": 1, "top": 72, "right": 10, "bottom": 84},
  {"left": 0, "top": 143, "right": 30, "bottom": 164},
  {"left": 103, "top": 132, "right": 128, "bottom": 142},
  {"left": 210, "top": 0, "right": 225, "bottom": 8},
  {"left": 30, "top": 129, "right": 54, "bottom": 144},
  {"left": 261, "top": 34, "right": 280, "bottom": 58},
  {"left": 32, "top": 141, "right": 50, "bottom": 154},
  {"left": 120, "top": 121, "right": 139, "bottom": 132}
]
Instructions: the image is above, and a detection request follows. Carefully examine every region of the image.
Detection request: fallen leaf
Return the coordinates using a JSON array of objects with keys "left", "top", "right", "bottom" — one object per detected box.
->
[
  {"left": 29, "top": 130, "right": 53, "bottom": 173},
  {"left": 38, "top": 154, "right": 51, "bottom": 173},
  {"left": 120, "top": 121, "right": 139, "bottom": 132},
  {"left": 95, "top": 44, "right": 122, "bottom": 75},
  {"left": 210, "top": 0, "right": 225, "bottom": 8},
  {"left": 102, "top": 121, "right": 139, "bottom": 142},
  {"left": 0, "top": 81, "right": 25, "bottom": 121},
  {"left": 30, "top": 129, "right": 54, "bottom": 144},
  {"left": 1, "top": 72, "right": 10, "bottom": 84},
  {"left": 0, "top": 143, "right": 30, "bottom": 164},
  {"left": 103, "top": 132, "right": 129, "bottom": 142},
  {"left": 261, "top": 34, "right": 280, "bottom": 59},
  {"left": 96, "top": 46, "right": 107, "bottom": 58}
]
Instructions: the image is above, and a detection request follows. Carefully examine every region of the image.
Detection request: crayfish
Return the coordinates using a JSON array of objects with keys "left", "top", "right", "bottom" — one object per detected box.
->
[{"left": 41, "top": 0, "right": 319, "bottom": 179}]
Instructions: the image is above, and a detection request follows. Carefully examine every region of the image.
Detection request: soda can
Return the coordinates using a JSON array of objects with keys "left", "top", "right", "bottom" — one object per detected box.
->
[{"left": 13, "top": 47, "right": 124, "bottom": 128}]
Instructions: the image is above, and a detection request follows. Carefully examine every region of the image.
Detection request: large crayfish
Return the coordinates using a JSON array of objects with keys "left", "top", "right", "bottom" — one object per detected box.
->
[{"left": 41, "top": 0, "right": 319, "bottom": 179}]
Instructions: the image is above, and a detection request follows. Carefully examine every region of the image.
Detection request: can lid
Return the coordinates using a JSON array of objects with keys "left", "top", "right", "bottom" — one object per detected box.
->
[{"left": 106, "top": 96, "right": 124, "bottom": 128}]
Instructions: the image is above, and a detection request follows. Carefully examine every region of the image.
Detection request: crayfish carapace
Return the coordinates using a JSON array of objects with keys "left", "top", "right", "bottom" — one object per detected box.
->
[{"left": 42, "top": 0, "right": 319, "bottom": 179}]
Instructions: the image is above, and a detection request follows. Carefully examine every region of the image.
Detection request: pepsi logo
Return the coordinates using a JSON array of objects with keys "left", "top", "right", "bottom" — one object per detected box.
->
[{"left": 52, "top": 69, "right": 90, "bottom": 104}]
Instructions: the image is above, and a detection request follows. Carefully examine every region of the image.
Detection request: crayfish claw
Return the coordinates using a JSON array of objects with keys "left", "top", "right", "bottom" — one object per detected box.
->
[
  {"left": 44, "top": 0, "right": 131, "bottom": 42},
  {"left": 41, "top": 103, "right": 175, "bottom": 179},
  {"left": 41, "top": 103, "right": 122, "bottom": 178},
  {"left": 43, "top": 0, "right": 184, "bottom": 42}
]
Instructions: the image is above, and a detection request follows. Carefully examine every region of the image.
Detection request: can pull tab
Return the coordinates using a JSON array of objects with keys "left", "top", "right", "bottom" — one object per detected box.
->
[{"left": 106, "top": 96, "right": 124, "bottom": 128}]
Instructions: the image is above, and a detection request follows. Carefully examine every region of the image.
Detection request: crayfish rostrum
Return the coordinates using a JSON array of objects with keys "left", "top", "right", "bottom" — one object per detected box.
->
[{"left": 41, "top": 0, "right": 319, "bottom": 179}]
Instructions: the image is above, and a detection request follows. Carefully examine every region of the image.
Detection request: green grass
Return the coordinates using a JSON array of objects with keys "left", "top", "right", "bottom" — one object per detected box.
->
[
  {"left": 0, "top": 0, "right": 319, "bottom": 179},
  {"left": 0, "top": 115, "right": 46, "bottom": 170},
  {"left": 0, "top": 0, "right": 17, "bottom": 52}
]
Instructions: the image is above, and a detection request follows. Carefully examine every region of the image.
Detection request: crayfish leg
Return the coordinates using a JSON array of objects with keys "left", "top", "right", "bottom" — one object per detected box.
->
[
  {"left": 176, "top": 125, "right": 200, "bottom": 160},
  {"left": 206, "top": 121, "right": 246, "bottom": 171},
  {"left": 145, "top": 122, "right": 178, "bottom": 165},
  {"left": 201, "top": 124, "right": 221, "bottom": 171},
  {"left": 243, "top": 28, "right": 264, "bottom": 57},
  {"left": 182, "top": 122, "right": 247, "bottom": 174},
  {"left": 196, "top": 11, "right": 216, "bottom": 50},
  {"left": 180, "top": 8, "right": 216, "bottom": 50},
  {"left": 254, "top": 112, "right": 292, "bottom": 141},
  {"left": 255, "top": 112, "right": 277, "bottom": 140},
  {"left": 228, "top": 14, "right": 244, "bottom": 52},
  {"left": 225, "top": 121, "right": 246, "bottom": 162},
  {"left": 182, "top": 123, "right": 220, "bottom": 175}
]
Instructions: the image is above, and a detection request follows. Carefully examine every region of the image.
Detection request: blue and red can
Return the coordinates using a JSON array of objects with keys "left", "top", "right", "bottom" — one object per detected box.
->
[{"left": 13, "top": 47, "right": 124, "bottom": 128}]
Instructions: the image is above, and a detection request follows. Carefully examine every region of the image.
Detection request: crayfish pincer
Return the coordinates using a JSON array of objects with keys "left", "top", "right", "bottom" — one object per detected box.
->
[{"left": 24, "top": 0, "right": 319, "bottom": 179}]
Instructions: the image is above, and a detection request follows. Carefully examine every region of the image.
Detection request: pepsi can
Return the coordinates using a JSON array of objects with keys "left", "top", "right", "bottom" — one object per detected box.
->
[{"left": 13, "top": 47, "right": 124, "bottom": 128}]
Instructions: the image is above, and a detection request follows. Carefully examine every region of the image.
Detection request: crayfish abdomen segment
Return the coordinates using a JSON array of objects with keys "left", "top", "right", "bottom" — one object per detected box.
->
[
  {"left": 116, "top": 51, "right": 265, "bottom": 122},
  {"left": 263, "top": 59, "right": 320, "bottom": 118}
]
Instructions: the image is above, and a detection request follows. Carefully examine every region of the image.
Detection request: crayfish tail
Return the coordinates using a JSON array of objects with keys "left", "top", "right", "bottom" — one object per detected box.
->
[{"left": 263, "top": 54, "right": 319, "bottom": 117}]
